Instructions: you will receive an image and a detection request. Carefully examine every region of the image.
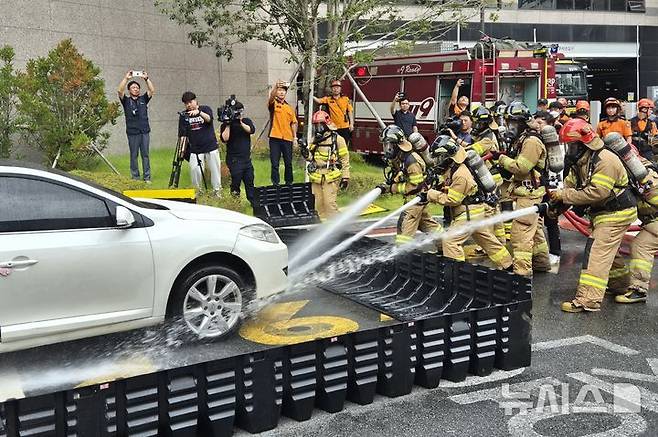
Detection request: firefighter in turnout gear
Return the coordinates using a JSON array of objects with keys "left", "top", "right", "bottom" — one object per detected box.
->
[
  {"left": 491, "top": 102, "right": 551, "bottom": 276},
  {"left": 377, "top": 125, "right": 441, "bottom": 245},
  {"left": 424, "top": 139, "right": 512, "bottom": 268},
  {"left": 615, "top": 158, "right": 658, "bottom": 304},
  {"left": 550, "top": 119, "right": 638, "bottom": 312},
  {"left": 630, "top": 98, "right": 658, "bottom": 162},
  {"left": 469, "top": 106, "right": 506, "bottom": 244},
  {"left": 304, "top": 110, "right": 350, "bottom": 219}
]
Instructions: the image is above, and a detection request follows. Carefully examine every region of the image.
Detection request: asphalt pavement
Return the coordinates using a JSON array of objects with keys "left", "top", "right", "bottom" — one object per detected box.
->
[{"left": 1, "top": 226, "right": 657, "bottom": 437}]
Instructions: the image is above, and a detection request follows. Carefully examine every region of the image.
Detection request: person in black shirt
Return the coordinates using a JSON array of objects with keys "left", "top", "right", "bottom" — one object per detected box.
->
[
  {"left": 220, "top": 101, "right": 256, "bottom": 206},
  {"left": 117, "top": 71, "right": 155, "bottom": 182},
  {"left": 178, "top": 91, "right": 222, "bottom": 196},
  {"left": 389, "top": 92, "right": 418, "bottom": 137}
]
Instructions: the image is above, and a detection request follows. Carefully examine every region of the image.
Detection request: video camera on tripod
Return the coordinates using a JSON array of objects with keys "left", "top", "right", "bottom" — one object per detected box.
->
[
  {"left": 218, "top": 95, "right": 243, "bottom": 123},
  {"left": 439, "top": 116, "right": 462, "bottom": 135}
]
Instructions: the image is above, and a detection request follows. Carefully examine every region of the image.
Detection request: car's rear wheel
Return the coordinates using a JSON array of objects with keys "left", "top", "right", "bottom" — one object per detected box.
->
[{"left": 169, "top": 265, "right": 246, "bottom": 338}]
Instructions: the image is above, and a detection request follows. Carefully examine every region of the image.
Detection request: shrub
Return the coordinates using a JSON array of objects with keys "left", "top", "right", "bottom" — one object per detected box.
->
[
  {"left": 0, "top": 45, "right": 20, "bottom": 159},
  {"left": 19, "top": 39, "right": 119, "bottom": 170}
]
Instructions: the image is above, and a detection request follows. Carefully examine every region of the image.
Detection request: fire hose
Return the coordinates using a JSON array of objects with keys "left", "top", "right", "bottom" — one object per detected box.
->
[{"left": 562, "top": 210, "right": 635, "bottom": 256}]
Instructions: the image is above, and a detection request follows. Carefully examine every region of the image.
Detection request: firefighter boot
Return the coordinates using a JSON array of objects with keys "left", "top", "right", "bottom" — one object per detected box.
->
[{"left": 615, "top": 289, "right": 648, "bottom": 304}]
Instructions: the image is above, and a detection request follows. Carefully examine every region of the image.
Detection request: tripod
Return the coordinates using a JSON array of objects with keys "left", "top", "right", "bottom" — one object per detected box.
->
[
  {"left": 192, "top": 150, "right": 209, "bottom": 191},
  {"left": 168, "top": 136, "right": 188, "bottom": 188}
]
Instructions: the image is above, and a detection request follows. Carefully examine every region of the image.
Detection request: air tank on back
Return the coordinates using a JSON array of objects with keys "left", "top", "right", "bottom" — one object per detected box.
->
[
  {"left": 541, "top": 125, "right": 564, "bottom": 173},
  {"left": 408, "top": 132, "right": 435, "bottom": 166},
  {"left": 466, "top": 149, "right": 497, "bottom": 193},
  {"left": 604, "top": 132, "right": 648, "bottom": 182}
]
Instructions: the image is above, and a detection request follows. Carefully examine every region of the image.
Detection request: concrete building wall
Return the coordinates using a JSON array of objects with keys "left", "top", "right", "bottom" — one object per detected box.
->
[{"left": 0, "top": 0, "right": 296, "bottom": 155}]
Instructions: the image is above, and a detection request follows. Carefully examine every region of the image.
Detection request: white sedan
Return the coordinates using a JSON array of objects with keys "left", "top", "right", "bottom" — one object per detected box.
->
[{"left": 0, "top": 161, "right": 288, "bottom": 352}]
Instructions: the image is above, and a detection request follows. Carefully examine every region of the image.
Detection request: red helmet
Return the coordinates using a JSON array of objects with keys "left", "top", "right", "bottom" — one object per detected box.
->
[
  {"left": 575, "top": 100, "right": 590, "bottom": 112},
  {"left": 604, "top": 97, "right": 622, "bottom": 109},
  {"left": 312, "top": 110, "right": 331, "bottom": 124},
  {"left": 638, "top": 98, "right": 654, "bottom": 110},
  {"left": 560, "top": 118, "right": 596, "bottom": 144}
]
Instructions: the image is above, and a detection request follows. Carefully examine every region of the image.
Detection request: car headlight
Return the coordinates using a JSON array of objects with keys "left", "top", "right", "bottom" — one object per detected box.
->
[{"left": 239, "top": 224, "right": 280, "bottom": 244}]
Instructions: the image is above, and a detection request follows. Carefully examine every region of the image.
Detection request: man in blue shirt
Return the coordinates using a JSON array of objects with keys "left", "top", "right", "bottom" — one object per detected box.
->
[
  {"left": 220, "top": 101, "right": 256, "bottom": 206},
  {"left": 117, "top": 71, "right": 155, "bottom": 182},
  {"left": 389, "top": 92, "right": 418, "bottom": 137}
]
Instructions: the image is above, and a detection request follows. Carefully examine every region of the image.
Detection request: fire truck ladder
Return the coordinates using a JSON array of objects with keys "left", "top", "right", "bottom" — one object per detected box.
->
[{"left": 477, "top": 41, "right": 497, "bottom": 103}]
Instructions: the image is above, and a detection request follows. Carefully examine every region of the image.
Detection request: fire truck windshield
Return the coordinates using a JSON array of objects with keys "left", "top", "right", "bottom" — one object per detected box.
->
[{"left": 556, "top": 71, "right": 587, "bottom": 99}]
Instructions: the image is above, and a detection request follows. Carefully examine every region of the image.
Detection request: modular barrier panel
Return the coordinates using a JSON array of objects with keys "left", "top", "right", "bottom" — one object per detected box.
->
[{"left": 253, "top": 183, "right": 320, "bottom": 227}]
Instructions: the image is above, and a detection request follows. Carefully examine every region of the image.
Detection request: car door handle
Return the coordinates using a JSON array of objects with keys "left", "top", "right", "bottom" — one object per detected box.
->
[{"left": 0, "top": 259, "right": 39, "bottom": 268}]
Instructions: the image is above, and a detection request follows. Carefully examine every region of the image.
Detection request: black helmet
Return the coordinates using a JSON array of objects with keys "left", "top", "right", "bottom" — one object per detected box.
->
[
  {"left": 430, "top": 136, "right": 463, "bottom": 172},
  {"left": 472, "top": 106, "right": 493, "bottom": 135},
  {"left": 380, "top": 125, "right": 406, "bottom": 159},
  {"left": 505, "top": 102, "right": 531, "bottom": 122}
]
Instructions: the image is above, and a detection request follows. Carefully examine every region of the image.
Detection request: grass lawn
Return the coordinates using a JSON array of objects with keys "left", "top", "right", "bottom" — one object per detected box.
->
[{"left": 83, "top": 145, "right": 442, "bottom": 219}]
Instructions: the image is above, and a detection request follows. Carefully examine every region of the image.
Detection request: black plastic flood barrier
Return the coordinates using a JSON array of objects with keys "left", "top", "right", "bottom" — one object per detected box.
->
[
  {"left": 253, "top": 183, "right": 320, "bottom": 228},
  {"left": 0, "top": 303, "right": 530, "bottom": 437}
]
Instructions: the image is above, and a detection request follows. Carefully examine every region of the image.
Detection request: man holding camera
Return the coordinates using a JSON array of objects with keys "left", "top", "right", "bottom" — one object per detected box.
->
[
  {"left": 220, "top": 100, "right": 256, "bottom": 206},
  {"left": 268, "top": 80, "right": 298, "bottom": 186},
  {"left": 390, "top": 92, "right": 418, "bottom": 138},
  {"left": 313, "top": 80, "right": 354, "bottom": 146},
  {"left": 117, "top": 70, "right": 155, "bottom": 183},
  {"left": 178, "top": 91, "right": 221, "bottom": 196}
]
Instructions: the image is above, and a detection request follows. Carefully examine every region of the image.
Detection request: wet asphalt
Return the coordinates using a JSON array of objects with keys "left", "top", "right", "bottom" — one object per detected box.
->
[{"left": 1, "top": 226, "right": 658, "bottom": 436}]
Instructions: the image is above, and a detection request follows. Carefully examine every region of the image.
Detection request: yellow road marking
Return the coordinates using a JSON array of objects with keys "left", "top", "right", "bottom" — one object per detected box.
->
[
  {"left": 239, "top": 300, "right": 359, "bottom": 345},
  {"left": 380, "top": 313, "right": 393, "bottom": 322}
]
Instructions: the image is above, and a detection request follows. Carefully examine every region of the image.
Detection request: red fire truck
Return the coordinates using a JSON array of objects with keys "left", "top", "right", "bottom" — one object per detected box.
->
[{"left": 342, "top": 43, "right": 559, "bottom": 155}]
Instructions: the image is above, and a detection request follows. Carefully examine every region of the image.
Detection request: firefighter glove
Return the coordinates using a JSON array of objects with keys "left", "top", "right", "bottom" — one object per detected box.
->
[
  {"left": 536, "top": 202, "right": 549, "bottom": 217},
  {"left": 489, "top": 150, "right": 506, "bottom": 160},
  {"left": 549, "top": 190, "right": 563, "bottom": 202},
  {"left": 339, "top": 178, "right": 349, "bottom": 190},
  {"left": 417, "top": 191, "right": 428, "bottom": 204}
]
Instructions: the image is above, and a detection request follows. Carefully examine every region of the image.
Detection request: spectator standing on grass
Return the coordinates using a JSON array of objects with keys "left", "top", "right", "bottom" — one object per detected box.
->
[
  {"left": 268, "top": 80, "right": 298, "bottom": 186},
  {"left": 117, "top": 71, "right": 154, "bottom": 183},
  {"left": 221, "top": 100, "right": 256, "bottom": 206},
  {"left": 179, "top": 91, "right": 222, "bottom": 196}
]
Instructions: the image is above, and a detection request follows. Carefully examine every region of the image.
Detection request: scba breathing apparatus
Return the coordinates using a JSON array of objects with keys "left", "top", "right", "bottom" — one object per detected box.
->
[
  {"left": 305, "top": 110, "right": 342, "bottom": 174},
  {"left": 428, "top": 136, "right": 499, "bottom": 206}
]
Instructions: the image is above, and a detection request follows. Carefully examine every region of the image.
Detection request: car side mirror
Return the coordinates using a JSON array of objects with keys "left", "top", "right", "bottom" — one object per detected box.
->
[{"left": 116, "top": 206, "right": 136, "bottom": 229}]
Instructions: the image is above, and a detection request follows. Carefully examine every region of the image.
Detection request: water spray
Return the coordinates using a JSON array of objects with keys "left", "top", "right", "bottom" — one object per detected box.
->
[
  {"left": 288, "top": 195, "right": 421, "bottom": 283},
  {"left": 288, "top": 187, "right": 382, "bottom": 270}
]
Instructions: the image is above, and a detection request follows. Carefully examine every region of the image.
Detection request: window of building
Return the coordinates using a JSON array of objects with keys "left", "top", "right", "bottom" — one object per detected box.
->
[{"left": 518, "top": 0, "right": 644, "bottom": 10}]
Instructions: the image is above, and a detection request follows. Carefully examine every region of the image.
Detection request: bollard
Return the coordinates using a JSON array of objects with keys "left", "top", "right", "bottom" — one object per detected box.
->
[
  {"left": 346, "top": 330, "right": 380, "bottom": 405},
  {"left": 315, "top": 337, "right": 348, "bottom": 413},
  {"left": 281, "top": 342, "right": 317, "bottom": 422}
]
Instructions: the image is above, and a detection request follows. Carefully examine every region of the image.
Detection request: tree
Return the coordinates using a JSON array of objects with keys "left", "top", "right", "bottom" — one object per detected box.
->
[
  {"left": 156, "top": 0, "right": 485, "bottom": 130},
  {"left": 0, "top": 45, "right": 20, "bottom": 159},
  {"left": 18, "top": 39, "right": 120, "bottom": 170}
]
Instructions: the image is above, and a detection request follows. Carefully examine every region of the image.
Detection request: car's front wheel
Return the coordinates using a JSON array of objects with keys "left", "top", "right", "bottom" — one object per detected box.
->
[{"left": 169, "top": 265, "right": 246, "bottom": 338}]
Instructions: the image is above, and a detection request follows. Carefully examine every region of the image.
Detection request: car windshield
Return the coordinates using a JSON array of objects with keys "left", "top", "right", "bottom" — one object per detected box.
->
[{"left": 556, "top": 71, "right": 587, "bottom": 97}]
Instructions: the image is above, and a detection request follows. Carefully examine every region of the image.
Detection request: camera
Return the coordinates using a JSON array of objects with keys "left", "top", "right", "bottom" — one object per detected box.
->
[
  {"left": 439, "top": 116, "right": 462, "bottom": 134},
  {"left": 218, "top": 95, "right": 243, "bottom": 123},
  {"left": 131, "top": 70, "right": 145, "bottom": 78},
  {"left": 397, "top": 91, "right": 406, "bottom": 101}
]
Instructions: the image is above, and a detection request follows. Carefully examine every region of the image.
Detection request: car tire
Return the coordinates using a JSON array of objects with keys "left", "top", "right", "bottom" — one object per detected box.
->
[{"left": 168, "top": 264, "right": 249, "bottom": 339}]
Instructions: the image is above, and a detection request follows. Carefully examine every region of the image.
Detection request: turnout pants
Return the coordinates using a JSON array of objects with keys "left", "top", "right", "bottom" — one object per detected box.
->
[
  {"left": 396, "top": 203, "right": 442, "bottom": 246},
  {"left": 486, "top": 204, "right": 506, "bottom": 245},
  {"left": 571, "top": 220, "right": 631, "bottom": 310},
  {"left": 628, "top": 220, "right": 658, "bottom": 294},
  {"left": 443, "top": 217, "right": 512, "bottom": 269},
  {"left": 510, "top": 197, "right": 550, "bottom": 276},
  {"left": 312, "top": 178, "right": 339, "bottom": 220}
]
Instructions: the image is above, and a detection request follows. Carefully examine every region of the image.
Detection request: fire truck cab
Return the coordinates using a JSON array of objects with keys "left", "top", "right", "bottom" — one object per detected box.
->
[{"left": 343, "top": 43, "right": 558, "bottom": 155}]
